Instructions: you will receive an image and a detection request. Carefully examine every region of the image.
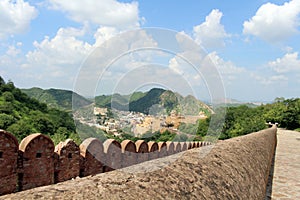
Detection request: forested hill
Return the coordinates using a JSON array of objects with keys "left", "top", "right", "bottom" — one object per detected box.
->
[
  {"left": 95, "top": 88, "right": 212, "bottom": 115},
  {"left": 0, "top": 77, "right": 79, "bottom": 144},
  {"left": 22, "top": 87, "right": 92, "bottom": 111}
]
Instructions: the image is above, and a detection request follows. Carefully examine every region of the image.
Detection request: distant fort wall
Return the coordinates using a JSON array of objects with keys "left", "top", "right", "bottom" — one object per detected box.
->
[{"left": 0, "top": 130, "right": 211, "bottom": 195}]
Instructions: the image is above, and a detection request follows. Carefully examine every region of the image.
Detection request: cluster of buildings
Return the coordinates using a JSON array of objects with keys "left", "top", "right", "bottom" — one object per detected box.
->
[{"left": 91, "top": 107, "right": 207, "bottom": 136}]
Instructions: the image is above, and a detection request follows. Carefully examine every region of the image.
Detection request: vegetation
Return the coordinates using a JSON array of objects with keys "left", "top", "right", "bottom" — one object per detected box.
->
[
  {"left": 22, "top": 87, "right": 92, "bottom": 111},
  {"left": 261, "top": 97, "right": 300, "bottom": 130},
  {"left": 95, "top": 88, "right": 212, "bottom": 115},
  {"left": 196, "top": 98, "right": 300, "bottom": 140},
  {"left": 0, "top": 77, "right": 80, "bottom": 145},
  {"left": 140, "top": 130, "right": 176, "bottom": 142},
  {"left": 1, "top": 76, "right": 299, "bottom": 145}
]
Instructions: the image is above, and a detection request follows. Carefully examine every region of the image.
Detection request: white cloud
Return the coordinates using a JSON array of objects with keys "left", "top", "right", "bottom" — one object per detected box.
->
[
  {"left": 0, "top": 0, "right": 37, "bottom": 39},
  {"left": 243, "top": 0, "right": 300, "bottom": 42},
  {"left": 6, "top": 45, "right": 21, "bottom": 57},
  {"left": 94, "top": 27, "right": 119, "bottom": 47},
  {"left": 268, "top": 52, "right": 300, "bottom": 73},
  {"left": 251, "top": 73, "right": 288, "bottom": 86},
  {"left": 48, "top": 0, "right": 140, "bottom": 28},
  {"left": 24, "top": 26, "right": 92, "bottom": 80},
  {"left": 193, "top": 9, "right": 229, "bottom": 49},
  {"left": 208, "top": 51, "right": 245, "bottom": 83}
]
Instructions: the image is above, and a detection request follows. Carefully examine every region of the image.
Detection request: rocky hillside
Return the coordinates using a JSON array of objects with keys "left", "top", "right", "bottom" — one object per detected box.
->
[{"left": 95, "top": 88, "right": 212, "bottom": 116}]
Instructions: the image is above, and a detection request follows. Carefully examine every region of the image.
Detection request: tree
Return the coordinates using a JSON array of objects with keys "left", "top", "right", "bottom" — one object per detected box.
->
[
  {"left": 197, "top": 118, "right": 209, "bottom": 137},
  {"left": 7, "top": 120, "right": 33, "bottom": 142},
  {"left": 0, "top": 113, "right": 15, "bottom": 129},
  {"left": 3, "top": 91, "right": 15, "bottom": 102},
  {"left": 281, "top": 98, "right": 300, "bottom": 129}
]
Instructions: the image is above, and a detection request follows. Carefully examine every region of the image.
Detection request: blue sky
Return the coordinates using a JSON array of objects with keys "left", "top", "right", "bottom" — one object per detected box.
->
[{"left": 0, "top": 0, "right": 300, "bottom": 102}]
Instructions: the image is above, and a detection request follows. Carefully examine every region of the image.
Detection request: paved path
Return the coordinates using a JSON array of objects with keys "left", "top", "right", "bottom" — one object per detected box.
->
[{"left": 267, "top": 129, "right": 300, "bottom": 199}]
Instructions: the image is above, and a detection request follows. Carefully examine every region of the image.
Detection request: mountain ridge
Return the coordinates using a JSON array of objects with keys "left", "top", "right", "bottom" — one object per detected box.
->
[
  {"left": 95, "top": 88, "right": 213, "bottom": 116},
  {"left": 21, "top": 87, "right": 92, "bottom": 111}
]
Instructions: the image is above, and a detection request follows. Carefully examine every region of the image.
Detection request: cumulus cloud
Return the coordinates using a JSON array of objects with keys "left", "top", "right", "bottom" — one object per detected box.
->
[
  {"left": 48, "top": 0, "right": 140, "bottom": 28},
  {"left": 268, "top": 52, "right": 300, "bottom": 73},
  {"left": 0, "top": 0, "right": 37, "bottom": 39},
  {"left": 24, "top": 26, "right": 92, "bottom": 80},
  {"left": 94, "top": 27, "right": 119, "bottom": 47},
  {"left": 243, "top": 0, "right": 300, "bottom": 42},
  {"left": 208, "top": 51, "right": 245, "bottom": 83},
  {"left": 193, "top": 9, "right": 229, "bottom": 49}
]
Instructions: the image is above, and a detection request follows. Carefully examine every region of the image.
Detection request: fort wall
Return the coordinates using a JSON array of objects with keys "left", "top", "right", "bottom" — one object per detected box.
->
[
  {"left": 0, "top": 126, "right": 277, "bottom": 199},
  {"left": 0, "top": 129, "right": 210, "bottom": 195}
]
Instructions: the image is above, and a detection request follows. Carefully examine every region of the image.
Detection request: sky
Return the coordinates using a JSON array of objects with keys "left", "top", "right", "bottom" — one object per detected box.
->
[{"left": 0, "top": 0, "right": 300, "bottom": 102}]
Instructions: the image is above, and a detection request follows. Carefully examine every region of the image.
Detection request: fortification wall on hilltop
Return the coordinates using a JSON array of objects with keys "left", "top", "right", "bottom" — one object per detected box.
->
[
  {"left": 0, "top": 130, "right": 210, "bottom": 195},
  {"left": 0, "top": 126, "right": 277, "bottom": 199}
]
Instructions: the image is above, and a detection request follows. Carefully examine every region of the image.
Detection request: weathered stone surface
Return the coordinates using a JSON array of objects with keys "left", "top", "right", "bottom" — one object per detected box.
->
[
  {"left": 173, "top": 142, "right": 181, "bottom": 153},
  {"left": 148, "top": 141, "right": 159, "bottom": 160},
  {"left": 187, "top": 142, "right": 192, "bottom": 149},
  {"left": 80, "top": 138, "right": 104, "bottom": 176},
  {"left": 103, "top": 139, "right": 121, "bottom": 172},
  {"left": 166, "top": 141, "right": 175, "bottom": 155},
  {"left": 180, "top": 142, "right": 187, "bottom": 151},
  {"left": 157, "top": 142, "right": 167, "bottom": 158},
  {"left": 265, "top": 129, "right": 300, "bottom": 200},
  {"left": 0, "top": 130, "right": 18, "bottom": 195},
  {"left": 19, "top": 133, "right": 54, "bottom": 191},
  {"left": 1, "top": 126, "right": 277, "bottom": 199},
  {"left": 55, "top": 139, "right": 80, "bottom": 182},
  {"left": 121, "top": 140, "right": 137, "bottom": 168},
  {"left": 135, "top": 140, "right": 148, "bottom": 163}
]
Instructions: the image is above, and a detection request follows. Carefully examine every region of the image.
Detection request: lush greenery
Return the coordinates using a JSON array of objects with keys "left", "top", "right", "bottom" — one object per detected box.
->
[
  {"left": 22, "top": 87, "right": 92, "bottom": 111},
  {"left": 261, "top": 97, "right": 300, "bottom": 130},
  {"left": 0, "top": 77, "right": 80, "bottom": 145},
  {"left": 95, "top": 88, "right": 212, "bottom": 116},
  {"left": 1, "top": 75, "right": 299, "bottom": 145},
  {"left": 196, "top": 98, "right": 300, "bottom": 140}
]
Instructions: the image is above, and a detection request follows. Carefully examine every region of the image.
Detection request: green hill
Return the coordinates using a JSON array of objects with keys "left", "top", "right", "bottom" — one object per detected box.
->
[
  {"left": 22, "top": 87, "right": 92, "bottom": 111},
  {"left": 0, "top": 77, "right": 80, "bottom": 144},
  {"left": 95, "top": 88, "right": 212, "bottom": 116}
]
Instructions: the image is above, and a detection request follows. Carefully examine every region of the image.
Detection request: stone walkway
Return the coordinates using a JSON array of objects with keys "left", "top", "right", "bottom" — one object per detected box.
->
[{"left": 266, "top": 129, "right": 300, "bottom": 199}]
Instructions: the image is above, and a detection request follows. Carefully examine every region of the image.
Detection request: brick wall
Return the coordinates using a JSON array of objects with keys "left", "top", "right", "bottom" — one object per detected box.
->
[
  {"left": 121, "top": 140, "right": 137, "bottom": 168},
  {"left": 55, "top": 139, "right": 80, "bottom": 182},
  {"left": 148, "top": 141, "right": 159, "bottom": 160},
  {"left": 166, "top": 141, "right": 175, "bottom": 155},
  {"left": 0, "top": 130, "right": 18, "bottom": 195},
  {"left": 158, "top": 142, "right": 167, "bottom": 158},
  {"left": 135, "top": 140, "right": 149, "bottom": 163},
  {"left": 79, "top": 138, "right": 104, "bottom": 176},
  {"left": 19, "top": 134, "right": 54, "bottom": 191},
  {"left": 0, "top": 130, "right": 208, "bottom": 195},
  {"left": 103, "top": 139, "right": 122, "bottom": 172}
]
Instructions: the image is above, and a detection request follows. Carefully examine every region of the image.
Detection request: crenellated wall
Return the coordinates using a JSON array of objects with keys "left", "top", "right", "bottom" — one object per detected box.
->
[
  {"left": 0, "top": 126, "right": 277, "bottom": 199},
  {"left": 0, "top": 129, "right": 210, "bottom": 195}
]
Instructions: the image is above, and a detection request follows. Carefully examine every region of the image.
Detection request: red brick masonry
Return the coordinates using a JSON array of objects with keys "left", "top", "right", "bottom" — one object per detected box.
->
[{"left": 0, "top": 129, "right": 211, "bottom": 195}]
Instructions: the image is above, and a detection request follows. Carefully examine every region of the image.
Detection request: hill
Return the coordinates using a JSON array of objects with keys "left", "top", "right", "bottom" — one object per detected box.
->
[
  {"left": 22, "top": 87, "right": 92, "bottom": 111},
  {"left": 0, "top": 77, "right": 79, "bottom": 144},
  {"left": 95, "top": 88, "right": 212, "bottom": 116}
]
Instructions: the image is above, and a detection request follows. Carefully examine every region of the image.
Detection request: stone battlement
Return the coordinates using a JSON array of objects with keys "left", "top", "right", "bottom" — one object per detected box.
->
[
  {"left": 0, "top": 130, "right": 210, "bottom": 195},
  {"left": 0, "top": 126, "right": 277, "bottom": 199}
]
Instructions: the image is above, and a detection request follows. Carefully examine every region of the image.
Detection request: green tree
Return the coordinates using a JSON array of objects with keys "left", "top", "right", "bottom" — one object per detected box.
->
[
  {"left": 0, "top": 113, "right": 16, "bottom": 129},
  {"left": 197, "top": 118, "right": 209, "bottom": 137},
  {"left": 7, "top": 120, "right": 33, "bottom": 141}
]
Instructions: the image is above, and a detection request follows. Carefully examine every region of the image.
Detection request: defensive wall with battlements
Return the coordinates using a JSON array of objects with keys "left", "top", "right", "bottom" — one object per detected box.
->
[{"left": 0, "top": 130, "right": 211, "bottom": 195}]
